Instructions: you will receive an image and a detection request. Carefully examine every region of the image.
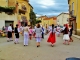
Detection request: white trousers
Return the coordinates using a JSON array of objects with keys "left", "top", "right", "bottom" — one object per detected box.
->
[
  {"left": 14, "top": 38, "right": 19, "bottom": 43},
  {"left": 24, "top": 32, "right": 29, "bottom": 45},
  {"left": 36, "top": 37, "right": 41, "bottom": 42}
]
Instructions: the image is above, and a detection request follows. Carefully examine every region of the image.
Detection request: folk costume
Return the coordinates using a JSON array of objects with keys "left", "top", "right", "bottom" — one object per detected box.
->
[
  {"left": 69, "top": 26, "right": 73, "bottom": 42},
  {"left": 63, "top": 24, "right": 70, "bottom": 45},
  {"left": 35, "top": 27, "right": 42, "bottom": 47},
  {"left": 42, "top": 27, "right": 44, "bottom": 39},
  {"left": 47, "top": 26, "right": 56, "bottom": 46},
  {"left": 14, "top": 25, "right": 20, "bottom": 44},
  {"left": 23, "top": 26, "right": 29, "bottom": 46},
  {"left": 56, "top": 26, "right": 61, "bottom": 37},
  {"left": 7, "top": 25, "right": 12, "bottom": 42}
]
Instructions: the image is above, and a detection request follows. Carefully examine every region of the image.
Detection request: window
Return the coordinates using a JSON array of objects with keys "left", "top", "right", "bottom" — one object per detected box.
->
[
  {"left": 69, "top": 5, "right": 71, "bottom": 11},
  {"left": 72, "top": 2, "right": 74, "bottom": 10},
  {"left": 72, "top": 2, "right": 74, "bottom": 15}
]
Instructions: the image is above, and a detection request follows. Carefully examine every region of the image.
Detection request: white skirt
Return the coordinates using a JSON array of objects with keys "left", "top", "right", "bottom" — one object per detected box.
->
[
  {"left": 63, "top": 34, "right": 70, "bottom": 41},
  {"left": 56, "top": 32, "right": 60, "bottom": 35}
]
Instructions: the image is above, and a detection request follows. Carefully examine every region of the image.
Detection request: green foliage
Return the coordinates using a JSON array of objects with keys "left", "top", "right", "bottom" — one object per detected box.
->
[
  {"left": 36, "top": 20, "right": 41, "bottom": 24},
  {"left": 29, "top": 9, "right": 36, "bottom": 26},
  {"left": 0, "top": 6, "right": 15, "bottom": 12}
]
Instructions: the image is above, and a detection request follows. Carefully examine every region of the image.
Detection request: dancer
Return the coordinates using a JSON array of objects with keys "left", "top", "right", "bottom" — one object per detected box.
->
[
  {"left": 42, "top": 26, "right": 45, "bottom": 39},
  {"left": 69, "top": 25, "right": 73, "bottom": 42},
  {"left": 23, "top": 23, "right": 29, "bottom": 46},
  {"left": 35, "top": 24, "right": 42, "bottom": 47},
  {"left": 47, "top": 24, "right": 56, "bottom": 47},
  {"left": 63, "top": 24, "right": 70, "bottom": 45},
  {"left": 29, "top": 26, "right": 33, "bottom": 40},
  {"left": 20, "top": 24, "right": 23, "bottom": 36},
  {"left": 12, "top": 24, "right": 14, "bottom": 41},
  {"left": 14, "top": 24, "right": 20, "bottom": 44},
  {"left": 7, "top": 24, "right": 12, "bottom": 42}
]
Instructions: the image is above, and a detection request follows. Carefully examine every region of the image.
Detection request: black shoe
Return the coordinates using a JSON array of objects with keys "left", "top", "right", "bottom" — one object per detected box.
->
[
  {"left": 37, "top": 46, "right": 39, "bottom": 47},
  {"left": 14, "top": 42, "right": 16, "bottom": 44},
  {"left": 24, "top": 45, "right": 25, "bottom": 46}
]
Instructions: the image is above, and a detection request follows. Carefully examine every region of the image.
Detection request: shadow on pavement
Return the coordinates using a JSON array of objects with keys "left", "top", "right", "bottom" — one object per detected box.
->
[{"left": 66, "top": 57, "right": 80, "bottom": 60}]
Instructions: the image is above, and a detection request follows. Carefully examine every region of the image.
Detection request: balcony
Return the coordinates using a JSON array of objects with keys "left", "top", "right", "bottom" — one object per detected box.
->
[
  {"left": 0, "top": 6, "right": 15, "bottom": 15},
  {"left": 19, "top": 5, "right": 27, "bottom": 14}
]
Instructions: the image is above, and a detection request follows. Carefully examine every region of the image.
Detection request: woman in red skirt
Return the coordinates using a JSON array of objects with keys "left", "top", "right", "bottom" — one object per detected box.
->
[{"left": 47, "top": 24, "right": 56, "bottom": 47}]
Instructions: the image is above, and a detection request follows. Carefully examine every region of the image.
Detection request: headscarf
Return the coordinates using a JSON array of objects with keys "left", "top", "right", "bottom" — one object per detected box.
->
[{"left": 65, "top": 24, "right": 68, "bottom": 33}]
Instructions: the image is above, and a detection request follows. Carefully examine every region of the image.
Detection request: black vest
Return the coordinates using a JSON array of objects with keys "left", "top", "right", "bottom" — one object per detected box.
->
[{"left": 15, "top": 27, "right": 18, "bottom": 33}]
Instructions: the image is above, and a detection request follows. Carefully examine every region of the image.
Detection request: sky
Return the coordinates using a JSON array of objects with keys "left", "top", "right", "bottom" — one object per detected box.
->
[{"left": 29, "top": 0, "right": 69, "bottom": 17}]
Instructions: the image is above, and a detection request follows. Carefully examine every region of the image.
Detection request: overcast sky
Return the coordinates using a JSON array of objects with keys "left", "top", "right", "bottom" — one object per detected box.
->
[{"left": 29, "top": 0, "right": 69, "bottom": 17}]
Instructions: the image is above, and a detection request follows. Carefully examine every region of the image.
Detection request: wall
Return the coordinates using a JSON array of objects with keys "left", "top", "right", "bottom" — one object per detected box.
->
[
  {"left": 8, "top": 0, "right": 16, "bottom": 7},
  {"left": 0, "top": 12, "right": 17, "bottom": 29},
  {"left": 0, "top": 0, "right": 8, "bottom": 7},
  {"left": 17, "top": 0, "right": 31, "bottom": 25},
  {"left": 57, "top": 13, "right": 69, "bottom": 26},
  {"left": 76, "top": 0, "right": 80, "bottom": 30}
]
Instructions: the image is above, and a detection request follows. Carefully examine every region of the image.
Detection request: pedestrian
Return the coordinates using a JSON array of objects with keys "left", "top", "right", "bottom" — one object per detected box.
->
[
  {"left": 12, "top": 24, "right": 14, "bottom": 41},
  {"left": 69, "top": 25, "right": 73, "bottom": 42},
  {"left": 7, "top": 24, "right": 12, "bottom": 42},
  {"left": 56, "top": 25, "right": 61, "bottom": 37},
  {"left": 47, "top": 24, "right": 56, "bottom": 47},
  {"left": 35, "top": 23, "right": 42, "bottom": 47},
  {"left": 42, "top": 26, "right": 45, "bottom": 39},
  {"left": 23, "top": 23, "right": 29, "bottom": 46},
  {"left": 45, "top": 24, "right": 48, "bottom": 35},
  {"left": 14, "top": 24, "right": 20, "bottom": 44},
  {"left": 63, "top": 24, "right": 70, "bottom": 45},
  {"left": 29, "top": 26, "right": 33, "bottom": 40},
  {"left": 20, "top": 24, "right": 24, "bottom": 36}
]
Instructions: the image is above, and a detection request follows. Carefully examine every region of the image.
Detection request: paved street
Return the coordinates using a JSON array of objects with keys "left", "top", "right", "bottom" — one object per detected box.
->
[{"left": 0, "top": 34, "right": 80, "bottom": 60}]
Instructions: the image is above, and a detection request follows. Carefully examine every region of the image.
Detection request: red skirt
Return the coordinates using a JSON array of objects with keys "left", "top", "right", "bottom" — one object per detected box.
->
[{"left": 47, "top": 33, "right": 56, "bottom": 44}]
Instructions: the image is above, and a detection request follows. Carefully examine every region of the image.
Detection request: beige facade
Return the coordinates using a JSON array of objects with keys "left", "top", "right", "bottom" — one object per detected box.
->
[
  {"left": 0, "top": 0, "right": 33, "bottom": 29},
  {"left": 0, "top": 12, "right": 17, "bottom": 29},
  {"left": 57, "top": 13, "right": 69, "bottom": 26}
]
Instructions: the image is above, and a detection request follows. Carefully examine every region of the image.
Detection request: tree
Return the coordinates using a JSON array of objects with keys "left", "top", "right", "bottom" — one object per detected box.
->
[
  {"left": 36, "top": 20, "right": 41, "bottom": 24},
  {"left": 29, "top": 9, "right": 36, "bottom": 26}
]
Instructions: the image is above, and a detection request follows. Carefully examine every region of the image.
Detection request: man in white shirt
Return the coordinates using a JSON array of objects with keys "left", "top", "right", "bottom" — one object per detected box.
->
[{"left": 7, "top": 24, "right": 12, "bottom": 42}]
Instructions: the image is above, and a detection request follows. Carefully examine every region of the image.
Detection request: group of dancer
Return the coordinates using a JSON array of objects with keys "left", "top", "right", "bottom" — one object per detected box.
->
[{"left": 7, "top": 23, "right": 73, "bottom": 47}]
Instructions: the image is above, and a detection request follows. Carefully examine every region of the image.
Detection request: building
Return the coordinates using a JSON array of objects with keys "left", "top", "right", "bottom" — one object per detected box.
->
[
  {"left": 0, "top": 0, "right": 17, "bottom": 29},
  {"left": 57, "top": 13, "right": 69, "bottom": 26},
  {"left": 37, "top": 16, "right": 57, "bottom": 27},
  {"left": 43, "top": 17, "right": 57, "bottom": 26},
  {"left": 37, "top": 16, "right": 47, "bottom": 25},
  {"left": 68, "top": 0, "right": 80, "bottom": 35},
  {"left": 0, "top": 0, "right": 33, "bottom": 29},
  {"left": 17, "top": 0, "right": 33, "bottom": 26}
]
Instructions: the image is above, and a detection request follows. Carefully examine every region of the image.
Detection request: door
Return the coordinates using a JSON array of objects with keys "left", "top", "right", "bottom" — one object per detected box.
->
[{"left": 5, "top": 21, "right": 14, "bottom": 27}]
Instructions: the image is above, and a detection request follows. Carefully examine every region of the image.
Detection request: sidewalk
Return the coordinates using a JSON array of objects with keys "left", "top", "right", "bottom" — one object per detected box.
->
[{"left": 72, "top": 34, "right": 80, "bottom": 40}]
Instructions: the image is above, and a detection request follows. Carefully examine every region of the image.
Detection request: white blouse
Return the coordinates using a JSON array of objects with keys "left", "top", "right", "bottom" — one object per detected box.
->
[{"left": 8, "top": 26, "right": 12, "bottom": 31}]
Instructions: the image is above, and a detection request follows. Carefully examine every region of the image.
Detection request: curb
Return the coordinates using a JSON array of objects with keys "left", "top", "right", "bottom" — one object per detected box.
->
[{"left": 72, "top": 34, "right": 80, "bottom": 40}]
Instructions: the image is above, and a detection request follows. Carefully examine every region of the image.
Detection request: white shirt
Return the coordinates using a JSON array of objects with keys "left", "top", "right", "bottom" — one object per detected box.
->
[
  {"left": 8, "top": 26, "right": 12, "bottom": 32},
  {"left": 20, "top": 26, "right": 23, "bottom": 31},
  {"left": 62, "top": 27, "right": 65, "bottom": 30},
  {"left": 18, "top": 28, "right": 20, "bottom": 33}
]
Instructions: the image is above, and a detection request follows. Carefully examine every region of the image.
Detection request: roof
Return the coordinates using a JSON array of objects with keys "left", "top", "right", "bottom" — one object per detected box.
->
[
  {"left": 43, "top": 18, "right": 51, "bottom": 20},
  {"left": 57, "top": 12, "right": 69, "bottom": 17},
  {"left": 43, "top": 17, "right": 57, "bottom": 20},
  {"left": 28, "top": 3, "right": 33, "bottom": 9}
]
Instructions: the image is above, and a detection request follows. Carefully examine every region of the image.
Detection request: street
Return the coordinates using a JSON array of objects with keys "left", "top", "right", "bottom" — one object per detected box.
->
[{"left": 0, "top": 34, "right": 80, "bottom": 60}]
